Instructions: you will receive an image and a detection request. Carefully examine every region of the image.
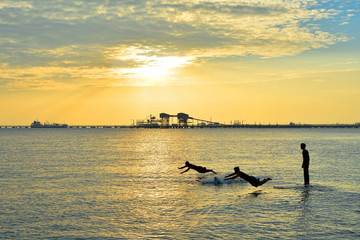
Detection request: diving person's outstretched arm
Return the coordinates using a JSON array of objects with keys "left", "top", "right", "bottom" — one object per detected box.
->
[
  {"left": 224, "top": 173, "right": 239, "bottom": 180},
  {"left": 180, "top": 167, "right": 190, "bottom": 174}
]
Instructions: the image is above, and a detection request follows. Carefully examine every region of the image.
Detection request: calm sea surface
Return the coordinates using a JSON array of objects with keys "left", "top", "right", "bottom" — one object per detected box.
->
[{"left": 1, "top": 128, "right": 359, "bottom": 239}]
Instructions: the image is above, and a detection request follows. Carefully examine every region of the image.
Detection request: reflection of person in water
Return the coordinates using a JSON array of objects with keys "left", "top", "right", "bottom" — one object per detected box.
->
[
  {"left": 178, "top": 161, "right": 217, "bottom": 174},
  {"left": 224, "top": 167, "right": 271, "bottom": 187}
]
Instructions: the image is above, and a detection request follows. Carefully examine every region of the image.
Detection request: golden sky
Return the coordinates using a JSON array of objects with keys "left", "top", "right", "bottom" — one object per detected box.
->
[{"left": 1, "top": 0, "right": 359, "bottom": 125}]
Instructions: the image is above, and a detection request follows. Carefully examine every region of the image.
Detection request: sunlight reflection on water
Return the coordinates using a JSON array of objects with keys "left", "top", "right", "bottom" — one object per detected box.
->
[{"left": 1, "top": 128, "right": 359, "bottom": 239}]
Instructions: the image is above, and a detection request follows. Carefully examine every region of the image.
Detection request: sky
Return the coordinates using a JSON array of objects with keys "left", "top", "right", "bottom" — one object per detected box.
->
[{"left": 1, "top": 0, "right": 359, "bottom": 125}]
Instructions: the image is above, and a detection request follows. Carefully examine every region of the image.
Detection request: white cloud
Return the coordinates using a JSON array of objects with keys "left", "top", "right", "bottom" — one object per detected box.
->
[{"left": 0, "top": 0, "right": 355, "bottom": 88}]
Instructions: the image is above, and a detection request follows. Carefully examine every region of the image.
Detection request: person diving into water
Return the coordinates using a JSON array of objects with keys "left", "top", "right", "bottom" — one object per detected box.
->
[
  {"left": 179, "top": 161, "right": 217, "bottom": 174},
  {"left": 224, "top": 167, "right": 271, "bottom": 187}
]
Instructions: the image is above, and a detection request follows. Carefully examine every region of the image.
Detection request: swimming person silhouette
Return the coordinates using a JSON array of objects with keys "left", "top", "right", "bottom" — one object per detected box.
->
[
  {"left": 178, "top": 161, "right": 217, "bottom": 174},
  {"left": 224, "top": 167, "right": 271, "bottom": 187}
]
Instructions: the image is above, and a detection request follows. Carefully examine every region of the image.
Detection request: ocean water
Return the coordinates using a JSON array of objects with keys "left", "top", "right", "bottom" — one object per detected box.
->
[{"left": 1, "top": 128, "right": 359, "bottom": 239}]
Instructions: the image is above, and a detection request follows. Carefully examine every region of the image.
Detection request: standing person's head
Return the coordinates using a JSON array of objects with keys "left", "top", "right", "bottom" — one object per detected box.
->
[{"left": 300, "top": 143, "right": 306, "bottom": 150}]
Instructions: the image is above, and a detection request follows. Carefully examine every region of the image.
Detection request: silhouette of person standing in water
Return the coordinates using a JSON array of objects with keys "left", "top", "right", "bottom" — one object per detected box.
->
[
  {"left": 179, "top": 161, "right": 217, "bottom": 174},
  {"left": 301, "top": 143, "right": 310, "bottom": 185},
  {"left": 224, "top": 167, "right": 271, "bottom": 187}
]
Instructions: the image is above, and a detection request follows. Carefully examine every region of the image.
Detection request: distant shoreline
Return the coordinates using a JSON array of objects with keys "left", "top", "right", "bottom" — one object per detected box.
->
[{"left": 1, "top": 123, "right": 359, "bottom": 129}]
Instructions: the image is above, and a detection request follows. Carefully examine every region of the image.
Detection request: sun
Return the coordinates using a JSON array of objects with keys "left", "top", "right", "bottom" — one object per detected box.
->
[
  {"left": 111, "top": 46, "right": 193, "bottom": 86},
  {"left": 133, "top": 56, "right": 190, "bottom": 77}
]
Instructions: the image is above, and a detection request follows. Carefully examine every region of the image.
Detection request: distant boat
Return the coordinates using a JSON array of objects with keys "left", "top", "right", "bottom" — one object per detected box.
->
[{"left": 30, "top": 120, "right": 68, "bottom": 128}]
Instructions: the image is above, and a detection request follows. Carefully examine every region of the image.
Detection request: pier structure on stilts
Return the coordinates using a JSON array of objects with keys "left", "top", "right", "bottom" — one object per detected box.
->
[{"left": 135, "top": 112, "right": 221, "bottom": 128}]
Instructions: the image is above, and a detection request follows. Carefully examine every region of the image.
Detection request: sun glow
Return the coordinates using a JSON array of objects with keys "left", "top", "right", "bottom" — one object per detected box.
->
[
  {"left": 111, "top": 46, "right": 193, "bottom": 86},
  {"left": 128, "top": 56, "right": 190, "bottom": 77}
]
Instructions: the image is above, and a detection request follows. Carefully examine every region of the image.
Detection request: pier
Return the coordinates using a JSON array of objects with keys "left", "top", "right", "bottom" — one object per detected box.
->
[
  {"left": 1, "top": 124, "right": 359, "bottom": 129},
  {"left": 134, "top": 112, "right": 222, "bottom": 128},
  {"left": 131, "top": 113, "right": 359, "bottom": 129},
  {"left": 1, "top": 113, "right": 359, "bottom": 129},
  {"left": 0, "top": 125, "right": 128, "bottom": 129}
]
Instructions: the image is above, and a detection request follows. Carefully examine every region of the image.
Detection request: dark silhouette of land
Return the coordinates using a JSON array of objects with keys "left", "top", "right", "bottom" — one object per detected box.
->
[
  {"left": 1, "top": 114, "right": 359, "bottom": 129},
  {"left": 1, "top": 123, "right": 359, "bottom": 129}
]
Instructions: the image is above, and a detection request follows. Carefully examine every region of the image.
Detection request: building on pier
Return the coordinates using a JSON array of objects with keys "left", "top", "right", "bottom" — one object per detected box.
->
[{"left": 136, "top": 113, "right": 221, "bottom": 128}]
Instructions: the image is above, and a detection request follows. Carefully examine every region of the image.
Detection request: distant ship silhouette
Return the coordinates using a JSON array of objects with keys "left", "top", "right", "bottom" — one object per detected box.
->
[{"left": 30, "top": 120, "right": 68, "bottom": 128}]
